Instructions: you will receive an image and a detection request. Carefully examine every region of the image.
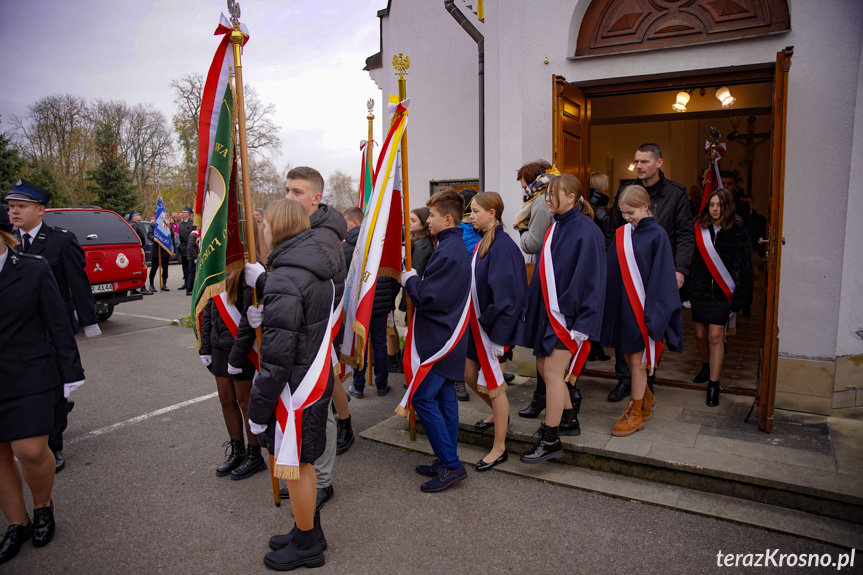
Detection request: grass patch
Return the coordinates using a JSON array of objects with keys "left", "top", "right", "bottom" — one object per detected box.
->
[{"left": 176, "top": 315, "right": 195, "bottom": 329}]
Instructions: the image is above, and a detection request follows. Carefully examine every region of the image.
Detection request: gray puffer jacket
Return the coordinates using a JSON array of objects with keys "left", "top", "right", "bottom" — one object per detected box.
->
[{"left": 248, "top": 228, "right": 338, "bottom": 461}]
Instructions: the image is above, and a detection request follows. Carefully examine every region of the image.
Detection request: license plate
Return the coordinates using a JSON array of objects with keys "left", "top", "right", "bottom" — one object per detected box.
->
[{"left": 91, "top": 283, "right": 114, "bottom": 294}]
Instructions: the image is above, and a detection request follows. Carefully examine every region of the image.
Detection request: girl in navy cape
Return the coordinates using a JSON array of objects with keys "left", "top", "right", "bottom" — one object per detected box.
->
[
  {"left": 521, "top": 174, "right": 606, "bottom": 464},
  {"left": 602, "top": 185, "right": 683, "bottom": 437},
  {"left": 463, "top": 192, "right": 528, "bottom": 471}
]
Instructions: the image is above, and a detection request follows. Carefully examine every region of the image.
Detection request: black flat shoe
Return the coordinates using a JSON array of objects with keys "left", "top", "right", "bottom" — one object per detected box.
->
[
  {"left": 32, "top": 502, "right": 55, "bottom": 547},
  {"left": 474, "top": 419, "right": 494, "bottom": 430},
  {"left": 53, "top": 450, "right": 65, "bottom": 473},
  {"left": 0, "top": 519, "right": 33, "bottom": 564},
  {"left": 475, "top": 452, "right": 508, "bottom": 472},
  {"left": 693, "top": 363, "right": 710, "bottom": 384}
]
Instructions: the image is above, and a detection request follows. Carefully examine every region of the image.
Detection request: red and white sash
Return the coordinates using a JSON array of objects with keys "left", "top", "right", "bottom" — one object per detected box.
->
[
  {"left": 272, "top": 282, "right": 337, "bottom": 480},
  {"left": 538, "top": 223, "right": 591, "bottom": 383},
  {"left": 694, "top": 226, "right": 736, "bottom": 301},
  {"left": 616, "top": 224, "right": 664, "bottom": 375},
  {"left": 396, "top": 292, "right": 471, "bottom": 417},
  {"left": 213, "top": 291, "right": 259, "bottom": 371},
  {"left": 468, "top": 245, "right": 509, "bottom": 397}
]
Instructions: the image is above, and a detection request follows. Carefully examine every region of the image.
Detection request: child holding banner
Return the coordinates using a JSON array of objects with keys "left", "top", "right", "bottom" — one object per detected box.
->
[
  {"left": 521, "top": 175, "right": 606, "bottom": 464},
  {"left": 602, "top": 185, "right": 684, "bottom": 437},
  {"left": 689, "top": 187, "right": 751, "bottom": 406}
]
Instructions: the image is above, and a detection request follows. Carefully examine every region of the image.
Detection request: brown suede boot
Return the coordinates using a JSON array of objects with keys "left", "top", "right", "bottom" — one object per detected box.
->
[
  {"left": 642, "top": 386, "right": 656, "bottom": 421},
  {"left": 612, "top": 399, "right": 644, "bottom": 437}
]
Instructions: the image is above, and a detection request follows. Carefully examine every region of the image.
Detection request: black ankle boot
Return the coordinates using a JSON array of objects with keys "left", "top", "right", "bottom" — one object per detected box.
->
[
  {"left": 607, "top": 380, "right": 631, "bottom": 402},
  {"left": 264, "top": 522, "right": 326, "bottom": 570},
  {"left": 693, "top": 363, "right": 710, "bottom": 384},
  {"left": 559, "top": 408, "right": 581, "bottom": 437},
  {"left": 518, "top": 392, "right": 546, "bottom": 418},
  {"left": 216, "top": 440, "right": 245, "bottom": 477},
  {"left": 706, "top": 380, "right": 721, "bottom": 407},
  {"left": 336, "top": 416, "right": 354, "bottom": 455},
  {"left": 269, "top": 512, "right": 328, "bottom": 551},
  {"left": 566, "top": 383, "right": 582, "bottom": 415},
  {"left": 520, "top": 424, "right": 564, "bottom": 464},
  {"left": 230, "top": 444, "right": 266, "bottom": 480}
]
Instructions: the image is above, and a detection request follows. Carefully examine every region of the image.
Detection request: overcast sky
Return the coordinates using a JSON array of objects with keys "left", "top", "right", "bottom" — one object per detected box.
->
[{"left": 0, "top": 0, "right": 385, "bottom": 182}]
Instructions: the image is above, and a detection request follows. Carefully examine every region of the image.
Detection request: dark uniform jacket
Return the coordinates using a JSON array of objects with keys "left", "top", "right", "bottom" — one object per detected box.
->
[
  {"left": 0, "top": 250, "right": 84, "bottom": 401},
  {"left": 129, "top": 220, "right": 147, "bottom": 246},
  {"left": 689, "top": 223, "right": 752, "bottom": 313},
  {"left": 248, "top": 229, "right": 338, "bottom": 461},
  {"left": 610, "top": 170, "right": 696, "bottom": 276},
  {"left": 178, "top": 219, "right": 194, "bottom": 252},
  {"left": 16, "top": 224, "right": 98, "bottom": 330},
  {"left": 589, "top": 188, "right": 613, "bottom": 249}
]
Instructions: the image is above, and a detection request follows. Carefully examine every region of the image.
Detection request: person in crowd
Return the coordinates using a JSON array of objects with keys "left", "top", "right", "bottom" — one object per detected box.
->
[
  {"left": 400, "top": 189, "right": 471, "bottom": 492},
  {"left": 199, "top": 270, "right": 265, "bottom": 480},
  {"left": 688, "top": 185, "right": 703, "bottom": 218},
  {"left": 607, "top": 143, "right": 694, "bottom": 403},
  {"left": 245, "top": 199, "right": 336, "bottom": 570},
  {"left": 244, "top": 166, "right": 347, "bottom": 510},
  {"left": 602, "top": 185, "right": 683, "bottom": 437},
  {"left": 689, "top": 187, "right": 752, "bottom": 406},
  {"left": 127, "top": 211, "right": 152, "bottom": 295},
  {"left": 178, "top": 207, "right": 195, "bottom": 289},
  {"left": 463, "top": 192, "right": 528, "bottom": 471},
  {"left": 521, "top": 175, "right": 605, "bottom": 463},
  {"left": 5, "top": 180, "right": 100, "bottom": 473},
  {"left": 147, "top": 219, "right": 172, "bottom": 292},
  {"left": 458, "top": 188, "right": 480, "bottom": 255},
  {"left": 185, "top": 228, "right": 200, "bottom": 296},
  {"left": 512, "top": 160, "right": 558, "bottom": 420},
  {"left": 0, "top": 205, "right": 85, "bottom": 565},
  {"left": 253, "top": 207, "right": 272, "bottom": 263},
  {"left": 587, "top": 172, "right": 613, "bottom": 362},
  {"left": 720, "top": 171, "right": 751, "bottom": 230}
]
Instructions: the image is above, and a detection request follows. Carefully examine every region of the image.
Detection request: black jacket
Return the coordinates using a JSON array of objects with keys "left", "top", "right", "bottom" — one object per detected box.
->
[
  {"left": 399, "top": 236, "right": 434, "bottom": 312},
  {"left": 688, "top": 223, "right": 752, "bottom": 313},
  {"left": 248, "top": 229, "right": 338, "bottom": 460},
  {"left": 129, "top": 219, "right": 147, "bottom": 246},
  {"left": 589, "top": 188, "right": 613, "bottom": 249},
  {"left": 200, "top": 284, "right": 253, "bottom": 354},
  {"left": 178, "top": 219, "right": 194, "bottom": 251},
  {"left": 610, "top": 170, "right": 695, "bottom": 276},
  {"left": 343, "top": 225, "right": 360, "bottom": 268},
  {"left": 0, "top": 250, "right": 84, "bottom": 401}
]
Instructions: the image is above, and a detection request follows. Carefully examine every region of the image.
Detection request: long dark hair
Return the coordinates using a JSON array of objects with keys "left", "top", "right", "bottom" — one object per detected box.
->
[
  {"left": 473, "top": 192, "right": 504, "bottom": 258},
  {"left": 411, "top": 207, "right": 436, "bottom": 249},
  {"left": 697, "top": 187, "right": 741, "bottom": 230}
]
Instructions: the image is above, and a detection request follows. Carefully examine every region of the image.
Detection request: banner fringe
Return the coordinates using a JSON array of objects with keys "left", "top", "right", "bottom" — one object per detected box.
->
[
  {"left": 273, "top": 463, "right": 300, "bottom": 481},
  {"left": 564, "top": 374, "right": 579, "bottom": 385},
  {"left": 478, "top": 383, "right": 508, "bottom": 398},
  {"left": 378, "top": 267, "right": 401, "bottom": 281},
  {"left": 394, "top": 405, "right": 409, "bottom": 418}
]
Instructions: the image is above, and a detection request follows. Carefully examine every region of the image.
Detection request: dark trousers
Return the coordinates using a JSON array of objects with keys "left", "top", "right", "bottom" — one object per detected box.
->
[
  {"left": 149, "top": 248, "right": 170, "bottom": 287},
  {"left": 352, "top": 313, "right": 388, "bottom": 390},
  {"left": 186, "top": 258, "right": 196, "bottom": 293},
  {"left": 412, "top": 371, "right": 460, "bottom": 470},
  {"left": 179, "top": 253, "right": 189, "bottom": 283}
]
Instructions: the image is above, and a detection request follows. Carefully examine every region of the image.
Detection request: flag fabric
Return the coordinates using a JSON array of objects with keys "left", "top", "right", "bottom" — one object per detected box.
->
[
  {"left": 152, "top": 194, "right": 173, "bottom": 255},
  {"left": 358, "top": 140, "right": 374, "bottom": 212},
  {"left": 192, "top": 82, "right": 246, "bottom": 344},
  {"left": 699, "top": 141, "right": 726, "bottom": 212},
  {"left": 339, "top": 98, "right": 409, "bottom": 369},
  {"left": 194, "top": 14, "right": 249, "bottom": 227}
]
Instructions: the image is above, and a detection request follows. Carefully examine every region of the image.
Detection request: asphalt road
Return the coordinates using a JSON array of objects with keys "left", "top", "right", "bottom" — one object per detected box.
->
[{"left": 1, "top": 286, "right": 848, "bottom": 574}]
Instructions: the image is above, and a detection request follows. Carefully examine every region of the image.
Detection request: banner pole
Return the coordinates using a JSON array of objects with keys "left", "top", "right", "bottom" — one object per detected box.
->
[{"left": 366, "top": 99, "right": 376, "bottom": 387}]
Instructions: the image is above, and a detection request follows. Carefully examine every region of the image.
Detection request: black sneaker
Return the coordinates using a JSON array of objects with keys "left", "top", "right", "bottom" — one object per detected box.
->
[
  {"left": 454, "top": 381, "right": 469, "bottom": 401},
  {"left": 315, "top": 485, "right": 334, "bottom": 511},
  {"left": 336, "top": 417, "right": 354, "bottom": 455},
  {"left": 607, "top": 380, "right": 631, "bottom": 402}
]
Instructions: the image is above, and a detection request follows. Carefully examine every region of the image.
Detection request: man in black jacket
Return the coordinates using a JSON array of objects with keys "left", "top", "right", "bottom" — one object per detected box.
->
[
  {"left": 127, "top": 212, "right": 152, "bottom": 295},
  {"left": 178, "top": 207, "right": 195, "bottom": 289},
  {"left": 606, "top": 143, "right": 695, "bottom": 401}
]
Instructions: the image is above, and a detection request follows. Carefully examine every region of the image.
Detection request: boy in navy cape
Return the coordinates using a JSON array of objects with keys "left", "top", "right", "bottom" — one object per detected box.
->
[{"left": 399, "top": 189, "right": 471, "bottom": 492}]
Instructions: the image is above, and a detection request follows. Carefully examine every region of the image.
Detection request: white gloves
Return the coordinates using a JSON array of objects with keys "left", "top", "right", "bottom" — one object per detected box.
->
[
  {"left": 245, "top": 262, "right": 265, "bottom": 288},
  {"left": 569, "top": 330, "right": 589, "bottom": 344},
  {"left": 400, "top": 269, "right": 418, "bottom": 287},
  {"left": 83, "top": 324, "right": 102, "bottom": 338},
  {"left": 227, "top": 364, "right": 243, "bottom": 375},
  {"left": 489, "top": 342, "right": 505, "bottom": 359},
  {"left": 200, "top": 355, "right": 212, "bottom": 366},
  {"left": 64, "top": 380, "right": 85, "bottom": 398},
  {"left": 247, "top": 305, "right": 264, "bottom": 329},
  {"left": 249, "top": 420, "right": 267, "bottom": 435}
]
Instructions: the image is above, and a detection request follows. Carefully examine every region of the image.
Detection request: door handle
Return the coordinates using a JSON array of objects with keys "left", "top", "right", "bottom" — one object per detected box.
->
[{"left": 758, "top": 237, "right": 769, "bottom": 245}]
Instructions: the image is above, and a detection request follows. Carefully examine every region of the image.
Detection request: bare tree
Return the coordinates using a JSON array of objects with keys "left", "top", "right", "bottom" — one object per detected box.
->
[{"left": 324, "top": 170, "right": 358, "bottom": 213}]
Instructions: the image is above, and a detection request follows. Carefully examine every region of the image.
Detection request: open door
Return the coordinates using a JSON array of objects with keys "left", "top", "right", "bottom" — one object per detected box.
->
[
  {"left": 553, "top": 75, "right": 591, "bottom": 190},
  {"left": 758, "top": 47, "right": 793, "bottom": 433}
]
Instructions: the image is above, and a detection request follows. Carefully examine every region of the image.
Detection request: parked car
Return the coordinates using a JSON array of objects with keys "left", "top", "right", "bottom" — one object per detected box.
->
[{"left": 42, "top": 208, "right": 147, "bottom": 322}]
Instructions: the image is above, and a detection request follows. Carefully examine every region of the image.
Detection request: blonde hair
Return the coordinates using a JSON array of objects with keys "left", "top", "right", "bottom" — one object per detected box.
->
[
  {"left": 472, "top": 192, "right": 504, "bottom": 258},
  {"left": 0, "top": 230, "right": 19, "bottom": 248},
  {"left": 266, "top": 199, "right": 311, "bottom": 248},
  {"left": 618, "top": 185, "right": 652, "bottom": 214},
  {"left": 546, "top": 174, "right": 594, "bottom": 220},
  {"left": 589, "top": 172, "right": 609, "bottom": 197}
]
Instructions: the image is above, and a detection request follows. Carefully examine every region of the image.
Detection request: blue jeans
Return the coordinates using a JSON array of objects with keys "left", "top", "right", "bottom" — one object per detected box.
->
[
  {"left": 352, "top": 313, "right": 389, "bottom": 391},
  {"left": 412, "top": 370, "right": 460, "bottom": 470}
]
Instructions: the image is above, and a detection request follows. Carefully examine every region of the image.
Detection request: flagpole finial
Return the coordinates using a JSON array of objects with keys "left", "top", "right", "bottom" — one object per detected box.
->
[
  {"left": 393, "top": 53, "right": 410, "bottom": 80},
  {"left": 227, "top": 0, "right": 242, "bottom": 29},
  {"left": 367, "top": 98, "right": 375, "bottom": 120}
]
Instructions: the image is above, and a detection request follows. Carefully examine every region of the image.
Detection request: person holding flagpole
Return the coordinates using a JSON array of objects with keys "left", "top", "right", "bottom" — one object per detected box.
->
[
  {"left": 602, "top": 185, "right": 684, "bottom": 437},
  {"left": 148, "top": 196, "right": 173, "bottom": 292},
  {"left": 689, "top": 186, "right": 751, "bottom": 406},
  {"left": 463, "top": 192, "right": 528, "bottom": 471},
  {"left": 520, "top": 175, "right": 605, "bottom": 463}
]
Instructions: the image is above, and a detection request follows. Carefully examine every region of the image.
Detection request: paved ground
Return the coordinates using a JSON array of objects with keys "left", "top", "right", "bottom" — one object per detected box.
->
[{"left": 2, "top": 287, "right": 855, "bottom": 574}]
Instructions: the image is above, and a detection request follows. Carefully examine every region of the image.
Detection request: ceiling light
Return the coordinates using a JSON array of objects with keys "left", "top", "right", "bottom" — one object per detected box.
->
[
  {"left": 628, "top": 163, "right": 635, "bottom": 171},
  {"left": 715, "top": 87, "right": 736, "bottom": 108},
  {"left": 672, "top": 91, "right": 690, "bottom": 112}
]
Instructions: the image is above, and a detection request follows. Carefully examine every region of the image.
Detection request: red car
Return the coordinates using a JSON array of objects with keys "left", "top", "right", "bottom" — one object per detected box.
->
[{"left": 42, "top": 208, "right": 147, "bottom": 322}]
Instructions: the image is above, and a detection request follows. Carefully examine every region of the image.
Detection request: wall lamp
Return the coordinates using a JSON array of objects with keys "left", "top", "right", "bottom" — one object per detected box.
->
[{"left": 672, "top": 86, "right": 736, "bottom": 112}]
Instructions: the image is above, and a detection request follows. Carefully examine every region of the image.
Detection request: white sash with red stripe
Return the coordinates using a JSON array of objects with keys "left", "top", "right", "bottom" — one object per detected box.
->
[
  {"left": 538, "top": 223, "right": 590, "bottom": 383},
  {"left": 468, "top": 245, "right": 509, "bottom": 397},
  {"left": 396, "top": 293, "right": 471, "bottom": 417},
  {"left": 694, "top": 226, "right": 735, "bottom": 301},
  {"left": 616, "top": 224, "right": 664, "bottom": 375},
  {"left": 272, "top": 282, "right": 337, "bottom": 480},
  {"left": 213, "top": 291, "right": 259, "bottom": 371}
]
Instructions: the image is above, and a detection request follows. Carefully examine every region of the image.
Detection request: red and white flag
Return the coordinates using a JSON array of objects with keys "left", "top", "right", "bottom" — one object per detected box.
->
[
  {"left": 213, "top": 291, "right": 260, "bottom": 372},
  {"left": 468, "top": 246, "right": 509, "bottom": 397},
  {"left": 699, "top": 141, "right": 726, "bottom": 212}
]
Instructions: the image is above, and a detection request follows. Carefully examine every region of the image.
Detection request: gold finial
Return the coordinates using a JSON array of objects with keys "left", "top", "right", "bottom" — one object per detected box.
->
[
  {"left": 367, "top": 98, "right": 375, "bottom": 120},
  {"left": 393, "top": 53, "right": 410, "bottom": 79},
  {"left": 227, "top": 0, "right": 241, "bottom": 28}
]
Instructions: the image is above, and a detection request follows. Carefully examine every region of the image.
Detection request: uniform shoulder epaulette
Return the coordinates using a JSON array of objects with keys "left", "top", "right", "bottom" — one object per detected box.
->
[
  {"left": 48, "top": 225, "right": 72, "bottom": 235},
  {"left": 19, "top": 252, "right": 45, "bottom": 260}
]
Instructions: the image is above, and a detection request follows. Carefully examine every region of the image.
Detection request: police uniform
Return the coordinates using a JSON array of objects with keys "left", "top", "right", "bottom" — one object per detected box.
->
[
  {"left": 178, "top": 208, "right": 195, "bottom": 287},
  {"left": 5, "top": 180, "right": 98, "bottom": 470}
]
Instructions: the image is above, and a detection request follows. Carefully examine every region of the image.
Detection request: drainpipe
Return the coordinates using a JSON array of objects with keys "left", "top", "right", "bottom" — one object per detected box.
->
[{"left": 444, "top": 0, "right": 484, "bottom": 193}]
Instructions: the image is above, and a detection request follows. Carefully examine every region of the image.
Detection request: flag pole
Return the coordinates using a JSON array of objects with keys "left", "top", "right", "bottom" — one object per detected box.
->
[
  {"left": 365, "top": 99, "right": 375, "bottom": 388},
  {"left": 228, "top": 4, "right": 278, "bottom": 508},
  {"left": 393, "top": 53, "right": 416, "bottom": 442}
]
